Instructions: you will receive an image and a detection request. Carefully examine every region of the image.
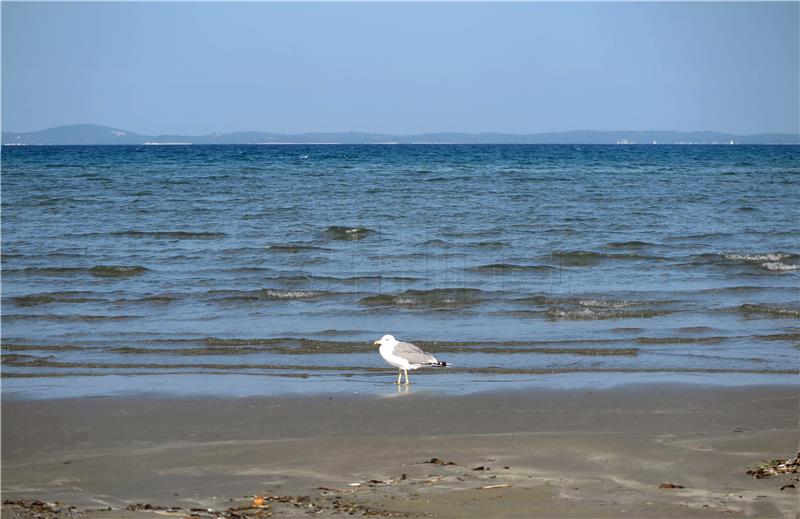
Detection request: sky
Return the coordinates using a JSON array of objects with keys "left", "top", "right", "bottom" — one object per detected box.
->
[{"left": 2, "top": 2, "right": 798, "bottom": 135}]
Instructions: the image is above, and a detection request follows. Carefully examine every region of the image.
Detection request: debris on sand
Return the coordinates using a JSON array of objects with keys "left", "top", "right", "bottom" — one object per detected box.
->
[
  {"left": 127, "top": 503, "right": 183, "bottom": 513},
  {"left": 658, "top": 483, "right": 685, "bottom": 489},
  {"left": 2, "top": 500, "right": 78, "bottom": 517},
  {"left": 479, "top": 483, "right": 512, "bottom": 490},
  {"left": 3, "top": 494, "right": 417, "bottom": 519},
  {"left": 425, "top": 457, "right": 457, "bottom": 466},
  {"left": 746, "top": 452, "right": 800, "bottom": 479}
]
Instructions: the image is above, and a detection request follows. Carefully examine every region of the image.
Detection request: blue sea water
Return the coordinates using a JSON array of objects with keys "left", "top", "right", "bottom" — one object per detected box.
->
[{"left": 2, "top": 144, "right": 798, "bottom": 398}]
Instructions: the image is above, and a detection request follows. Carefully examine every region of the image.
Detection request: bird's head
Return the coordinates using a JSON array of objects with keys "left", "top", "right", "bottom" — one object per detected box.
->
[{"left": 373, "top": 334, "right": 396, "bottom": 347}]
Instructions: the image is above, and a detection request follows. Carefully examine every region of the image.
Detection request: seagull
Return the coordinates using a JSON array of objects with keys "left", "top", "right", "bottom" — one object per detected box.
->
[{"left": 373, "top": 334, "right": 448, "bottom": 385}]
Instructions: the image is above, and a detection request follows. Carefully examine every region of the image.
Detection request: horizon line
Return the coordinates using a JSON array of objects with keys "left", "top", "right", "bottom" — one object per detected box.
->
[{"left": 4, "top": 123, "right": 800, "bottom": 137}]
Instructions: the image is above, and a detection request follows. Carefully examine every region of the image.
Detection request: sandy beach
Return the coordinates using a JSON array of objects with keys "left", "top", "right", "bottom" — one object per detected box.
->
[{"left": 2, "top": 383, "right": 797, "bottom": 518}]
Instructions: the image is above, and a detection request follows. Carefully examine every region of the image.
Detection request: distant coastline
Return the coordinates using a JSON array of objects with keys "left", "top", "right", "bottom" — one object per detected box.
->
[{"left": 3, "top": 124, "right": 799, "bottom": 146}]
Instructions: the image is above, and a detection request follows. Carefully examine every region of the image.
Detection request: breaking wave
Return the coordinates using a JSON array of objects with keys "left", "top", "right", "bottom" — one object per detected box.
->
[
  {"left": 516, "top": 295, "right": 672, "bottom": 321},
  {"left": 545, "top": 308, "right": 669, "bottom": 321},
  {"left": 761, "top": 262, "right": 799, "bottom": 272},
  {"left": 212, "top": 288, "right": 339, "bottom": 303},
  {"left": 360, "top": 288, "right": 484, "bottom": 308},
  {"left": 693, "top": 251, "right": 800, "bottom": 273},
  {"left": 324, "top": 226, "right": 377, "bottom": 241}
]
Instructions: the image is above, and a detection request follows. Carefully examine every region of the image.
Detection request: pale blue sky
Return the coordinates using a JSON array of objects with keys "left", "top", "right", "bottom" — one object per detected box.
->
[{"left": 2, "top": 2, "right": 798, "bottom": 135}]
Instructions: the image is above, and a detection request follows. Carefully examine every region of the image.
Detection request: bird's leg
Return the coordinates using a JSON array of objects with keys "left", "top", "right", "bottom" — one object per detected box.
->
[
  {"left": 396, "top": 370, "right": 402, "bottom": 385},
  {"left": 403, "top": 369, "right": 410, "bottom": 385}
]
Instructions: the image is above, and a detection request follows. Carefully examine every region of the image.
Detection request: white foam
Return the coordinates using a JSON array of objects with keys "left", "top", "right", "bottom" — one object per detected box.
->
[
  {"left": 262, "top": 289, "right": 324, "bottom": 299},
  {"left": 761, "top": 262, "right": 799, "bottom": 272},
  {"left": 577, "top": 299, "right": 635, "bottom": 309},
  {"left": 723, "top": 252, "right": 789, "bottom": 262}
]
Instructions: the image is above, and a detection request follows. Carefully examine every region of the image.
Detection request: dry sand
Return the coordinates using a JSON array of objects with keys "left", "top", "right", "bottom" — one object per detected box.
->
[{"left": 2, "top": 383, "right": 798, "bottom": 518}]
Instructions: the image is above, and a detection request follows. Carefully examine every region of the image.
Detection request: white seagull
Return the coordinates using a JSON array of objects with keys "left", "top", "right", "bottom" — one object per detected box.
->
[{"left": 374, "top": 334, "right": 448, "bottom": 385}]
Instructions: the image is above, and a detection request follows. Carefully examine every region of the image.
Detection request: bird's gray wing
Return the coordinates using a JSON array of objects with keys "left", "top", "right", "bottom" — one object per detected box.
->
[{"left": 393, "top": 341, "right": 437, "bottom": 365}]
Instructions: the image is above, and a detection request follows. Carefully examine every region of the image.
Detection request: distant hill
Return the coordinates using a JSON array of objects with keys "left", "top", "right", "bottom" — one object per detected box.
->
[{"left": 3, "top": 124, "right": 799, "bottom": 145}]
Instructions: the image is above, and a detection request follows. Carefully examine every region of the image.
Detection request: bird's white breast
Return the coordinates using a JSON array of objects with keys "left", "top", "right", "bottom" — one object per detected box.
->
[{"left": 379, "top": 343, "right": 410, "bottom": 369}]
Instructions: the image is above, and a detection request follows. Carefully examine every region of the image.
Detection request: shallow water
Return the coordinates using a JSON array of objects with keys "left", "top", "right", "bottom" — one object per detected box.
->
[{"left": 2, "top": 144, "right": 798, "bottom": 397}]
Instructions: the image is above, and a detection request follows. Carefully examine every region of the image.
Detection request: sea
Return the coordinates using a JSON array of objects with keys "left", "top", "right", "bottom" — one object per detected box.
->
[{"left": 2, "top": 144, "right": 798, "bottom": 398}]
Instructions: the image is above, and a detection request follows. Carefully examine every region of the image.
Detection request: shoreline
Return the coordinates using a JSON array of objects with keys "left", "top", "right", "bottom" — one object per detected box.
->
[
  {"left": 2, "top": 371, "right": 798, "bottom": 402},
  {"left": 3, "top": 383, "right": 798, "bottom": 518}
]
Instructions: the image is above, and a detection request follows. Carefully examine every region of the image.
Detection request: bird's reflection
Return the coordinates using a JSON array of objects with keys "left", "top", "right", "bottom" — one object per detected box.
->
[{"left": 378, "top": 383, "right": 412, "bottom": 398}]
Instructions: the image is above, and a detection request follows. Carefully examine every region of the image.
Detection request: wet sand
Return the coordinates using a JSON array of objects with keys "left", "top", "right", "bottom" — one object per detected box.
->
[{"left": 2, "top": 384, "right": 798, "bottom": 518}]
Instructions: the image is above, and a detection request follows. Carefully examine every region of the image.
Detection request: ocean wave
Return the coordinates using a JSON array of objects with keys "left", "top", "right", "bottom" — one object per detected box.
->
[
  {"left": 609, "top": 327, "right": 645, "bottom": 334},
  {"left": 517, "top": 295, "right": 665, "bottom": 308},
  {"left": 335, "top": 275, "right": 420, "bottom": 285},
  {"left": 722, "top": 252, "right": 792, "bottom": 262},
  {"left": 89, "top": 265, "right": 149, "bottom": 277},
  {"left": 604, "top": 240, "right": 658, "bottom": 249},
  {"left": 268, "top": 244, "right": 333, "bottom": 253},
  {"left": 417, "top": 239, "right": 450, "bottom": 248},
  {"left": 549, "top": 250, "right": 657, "bottom": 266},
  {"left": 469, "top": 263, "right": 555, "bottom": 273},
  {"left": 360, "top": 288, "right": 483, "bottom": 308},
  {"left": 414, "top": 239, "right": 506, "bottom": 250},
  {"left": 696, "top": 286, "right": 768, "bottom": 294},
  {"left": 720, "top": 251, "right": 799, "bottom": 273},
  {"left": 1, "top": 344, "right": 84, "bottom": 352},
  {"left": 265, "top": 273, "right": 420, "bottom": 287},
  {"left": 635, "top": 336, "right": 727, "bottom": 345},
  {"left": 11, "top": 291, "right": 104, "bottom": 307},
  {"left": 112, "top": 294, "right": 179, "bottom": 305},
  {"left": 269, "top": 274, "right": 334, "bottom": 286},
  {"left": 227, "top": 267, "right": 276, "bottom": 273},
  {"left": 3, "top": 266, "right": 88, "bottom": 276},
  {"left": 761, "top": 262, "right": 799, "bottom": 272},
  {"left": 212, "top": 288, "right": 338, "bottom": 303},
  {"left": 440, "top": 228, "right": 502, "bottom": 238},
  {"left": 735, "top": 303, "right": 800, "bottom": 318},
  {"left": 3, "top": 314, "right": 137, "bottom": 321},
  {"left": 676, "top": 326, "right": 716, "bottom": 333},
  {"left": 104, "top": 344, "right": 639, "bottom": 357},
  {"left": 324, "top": 226, "right": 376, "bottom": 241},
  {"left": 515, "top": 294, "right": 671, "bottom": 321},
  {"left": 666, "top": 232, "right": 734, "bottom": 241},
  {"left": 379, "top": 251, "right": 469, "bottom": 261},
  {"left": 468, "top": 241, "right": 507, "bottom": 249},
  {"left": 112, "top": 230, "right": 227, "bottom": 240},
  {"left": 545, "top": 308, "right": 669, "bottom": 321},
  {"left": 4, "top": 265, "right": 149, "bottom": 278},
  {"left": 3, "top": 337, "right": 644, "bottom": 358}
]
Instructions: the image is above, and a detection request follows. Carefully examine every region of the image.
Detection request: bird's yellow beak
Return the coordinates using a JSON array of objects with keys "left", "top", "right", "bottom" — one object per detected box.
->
[{"left": 373, "top": 340, "right": 381, "bottom": 346}]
